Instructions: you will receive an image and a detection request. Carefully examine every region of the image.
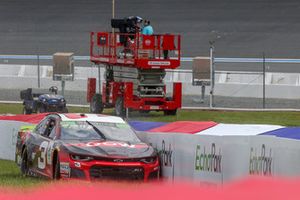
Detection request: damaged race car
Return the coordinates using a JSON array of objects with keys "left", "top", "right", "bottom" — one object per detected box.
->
[{"left": 15, "top": 113, "right": 160, "bottom": 181}]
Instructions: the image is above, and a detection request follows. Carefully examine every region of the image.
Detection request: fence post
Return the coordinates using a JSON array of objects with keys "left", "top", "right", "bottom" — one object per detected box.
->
[
  {"left": 37, "top": 54, "right": 40, "bottom": 88},
  {"left": 209, "top": 42, "right": 215, "bottom": 108},
  {"left": 263, "top": 53, "right": 266, "bottom": 109},
  {"left": 61, "top": 79, "right": 65, "bottom": 96},
  {"left": 98, "top": 64, "right": 101, "bottom": 94}
]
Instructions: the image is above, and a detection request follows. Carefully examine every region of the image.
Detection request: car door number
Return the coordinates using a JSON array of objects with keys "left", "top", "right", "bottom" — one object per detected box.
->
[{"left": 38, "top": 141, "right": 49, "bottom": 169}]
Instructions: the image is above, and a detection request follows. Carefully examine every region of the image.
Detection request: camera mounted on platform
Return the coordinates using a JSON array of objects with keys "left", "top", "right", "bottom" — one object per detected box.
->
[{"left": 111, "top": 16, "right": 143, "bottom": 44}]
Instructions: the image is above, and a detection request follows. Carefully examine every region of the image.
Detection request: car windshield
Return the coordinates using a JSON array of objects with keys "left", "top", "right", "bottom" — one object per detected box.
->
[
  {"left": 59, "top": 121, "right": 140, "bottom": 143},
  {"left": 60, "top": 121, "right": 104, "bottom": 140}
]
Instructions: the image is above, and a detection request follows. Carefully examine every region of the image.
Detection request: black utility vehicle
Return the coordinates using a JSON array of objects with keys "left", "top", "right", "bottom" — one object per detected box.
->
[{"left": 20, "top": 86, "right": 68, "bottom": 114}]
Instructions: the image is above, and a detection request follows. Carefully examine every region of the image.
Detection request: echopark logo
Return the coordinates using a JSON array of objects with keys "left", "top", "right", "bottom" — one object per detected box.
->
[
  {"left": 194, "top": 143, "right": 222, "bottom": 173},
  {"left": 249, "top": 144, "right": 272, "bottom": 176},
  {"left": 158, "top": 140, "right": 173, "bottom": 167}
]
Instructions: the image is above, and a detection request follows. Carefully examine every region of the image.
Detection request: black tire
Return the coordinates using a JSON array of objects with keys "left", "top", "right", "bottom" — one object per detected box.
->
[
  {"left": 164, "top": 97, "right": 177, "bottom": 116},
  {"left": 62, "top": 107, "right": 68, "bottom": 113},
  {"left": 20, "top": 149, "right": 29, "bottom": 176},
  {"left": 53, "top": 154, "right": 60, "bottom": 180},
  {"left": 115, "top": 97, "right": 126, "bottom": 117},
  {"left": 90, "top": 93, "right": 104, "bottom": 113},
  {"left": 22, "top": 107, "right": 32, "bottom": 115},
  {"left": 164, "top": 109, "right": 177, "bottom": 116}
]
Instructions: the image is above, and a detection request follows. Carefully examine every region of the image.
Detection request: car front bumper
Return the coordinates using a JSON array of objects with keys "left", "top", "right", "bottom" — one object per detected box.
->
[{"left": 60, "top": 158, "right": 160, "bottom": 182}]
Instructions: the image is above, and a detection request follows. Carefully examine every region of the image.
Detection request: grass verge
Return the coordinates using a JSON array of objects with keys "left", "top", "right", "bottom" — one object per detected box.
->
[
  {"left": 1, "top": 103, "right": 300, "bottom": 126},
  {"left": 132, "top": 109, "right": 300, "bottom": 126},
  {"left": 0, "top": 159, "right": 45, "bottom": 188}
]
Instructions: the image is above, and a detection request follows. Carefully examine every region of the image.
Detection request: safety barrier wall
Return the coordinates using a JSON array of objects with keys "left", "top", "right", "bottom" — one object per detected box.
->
[
  {"left": 0, "top": 121, "right": 32, "bottom": 161},
  {"left": 1, "top": 120, "right": 300, "bottom": 183},
  {"left": 136, "top": 132, "right": 300, "bottom": 184}
]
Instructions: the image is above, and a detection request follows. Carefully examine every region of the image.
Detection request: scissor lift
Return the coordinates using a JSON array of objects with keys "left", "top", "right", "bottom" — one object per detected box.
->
[{"left": 87, "top": 31, "right": 182, "bottom": 117}]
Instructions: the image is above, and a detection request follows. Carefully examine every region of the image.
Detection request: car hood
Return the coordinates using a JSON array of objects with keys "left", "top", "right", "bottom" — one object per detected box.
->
[{"left": 60, "top": 140, "right": 155, "bottom": 158}]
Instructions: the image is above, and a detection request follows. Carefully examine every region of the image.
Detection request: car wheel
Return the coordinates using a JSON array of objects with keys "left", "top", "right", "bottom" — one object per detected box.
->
[
  {"left": 22, "top": 107, "right": 32, "bottom": 115},
  {"left": 90, "top": 93, "right": 104, "bottom": 113},
  {"left": 163, "top": 109, "right": 177, "bottom": 116},
  {"left": 20, "top": 149, "right": 29, "bottom": 176},
  {"left": 53, "top": 154, "right": 60, "bottom": 180},
  {"left": 115, "top": 97, "right": 126, "bottom": 117}
]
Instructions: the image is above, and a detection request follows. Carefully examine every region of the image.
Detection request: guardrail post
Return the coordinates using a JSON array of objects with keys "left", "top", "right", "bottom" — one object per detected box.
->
[
  {"left": 209, "top": 42, "right": 215, "bottom": 108},
  {"left": 37, "top": 54, "right": 40, "bottom": 88},
  {"left": 98, "top": 64, "right": 101, "bottom": 94},
  {"left": 61, "top": 79, "right": 65, "bottom": 96},
  {"left": 263, "top": 53, "right": 266, "bottom": 109}
]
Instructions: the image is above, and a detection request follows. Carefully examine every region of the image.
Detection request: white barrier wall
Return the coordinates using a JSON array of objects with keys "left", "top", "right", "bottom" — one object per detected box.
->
[
  {"left": 268, "top": 137, "right": 300, "bottom": 176},
  {"left": 175, "top": 134, "right": 223, "bottom": 184},
  {"left": 0, "top": 121, "right": 32, "bottom": 161},
  {"left": 3, "top": 64, "right": 300, "bottom": 98},
  {"left": 143, "top": 132, "right": 175, "bottom": 181},
  {"left": 221, "top": 136, "right": 251, "bottom": 182},
  {"left": 137, "top": 132, "right": 300, "bottom": 184}
]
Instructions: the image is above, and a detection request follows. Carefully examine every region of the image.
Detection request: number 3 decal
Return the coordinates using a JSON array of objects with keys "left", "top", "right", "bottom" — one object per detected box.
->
[{"left": 38, "top": 141, "right": 49, "bottom": 169}]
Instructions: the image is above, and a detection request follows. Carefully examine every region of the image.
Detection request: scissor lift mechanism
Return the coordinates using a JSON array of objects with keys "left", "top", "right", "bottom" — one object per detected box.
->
[{"left": 87, "top": 32, "right": 182, "bottom": 116}]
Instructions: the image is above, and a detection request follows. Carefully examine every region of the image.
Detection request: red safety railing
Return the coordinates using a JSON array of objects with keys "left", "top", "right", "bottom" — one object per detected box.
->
[{"left": 90, "top": 32, "right": 181, "bottom": 69}]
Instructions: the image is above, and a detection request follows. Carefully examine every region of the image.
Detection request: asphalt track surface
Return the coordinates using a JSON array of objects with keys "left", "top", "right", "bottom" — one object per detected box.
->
[{"left": 1, "top": 0, "right": 300, "bottom": 59}]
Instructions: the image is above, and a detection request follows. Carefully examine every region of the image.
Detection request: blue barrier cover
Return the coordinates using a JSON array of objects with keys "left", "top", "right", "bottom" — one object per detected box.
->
[
  {"left": 128, "top": 121, "right": 168, "bottom": 131},
  {"left": 261, "top": 127, "right": 300, "bottom": 140}
]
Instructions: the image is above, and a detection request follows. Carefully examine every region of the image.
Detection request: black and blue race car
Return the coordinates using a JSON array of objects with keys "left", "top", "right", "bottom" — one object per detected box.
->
[{"left": 20, "top": 86, "right": 68, "bottom": 114}]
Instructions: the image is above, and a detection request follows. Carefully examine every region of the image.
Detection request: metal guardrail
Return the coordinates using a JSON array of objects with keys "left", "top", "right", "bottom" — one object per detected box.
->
[
  {"left": 0, "top": 55, "right": 89, "bottom": 61},
  {"left": 0, "top": 55, "right": 194, "bottom": 62},
  {"left": 2, "top": 55, "right": 300, "bottom": 64},
  {"left": 215, "top": 58, "right": 300, "bottom": 64}
]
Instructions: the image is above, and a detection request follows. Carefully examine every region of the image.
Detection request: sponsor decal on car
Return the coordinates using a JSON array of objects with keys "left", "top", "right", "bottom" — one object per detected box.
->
[
  {"left": 74, "top": 162, "right": 81, "bottom": 168},
  {"left": 113, "top": 159, "right": 124, "bottom": 163},
  {"left": 46, "top": 141, "right": 54, "bottom": 165},
  {"left": 67, "top": 141, "right": 147, "bottom": 149},
  {"left": 60, "top": 162, "right": 70, "bottom": 177}
]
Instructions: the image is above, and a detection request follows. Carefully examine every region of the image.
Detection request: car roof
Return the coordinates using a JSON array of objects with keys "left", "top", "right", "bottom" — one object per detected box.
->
[{"left": 54, "top": 113, "right": 126, "bottom": 123}]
